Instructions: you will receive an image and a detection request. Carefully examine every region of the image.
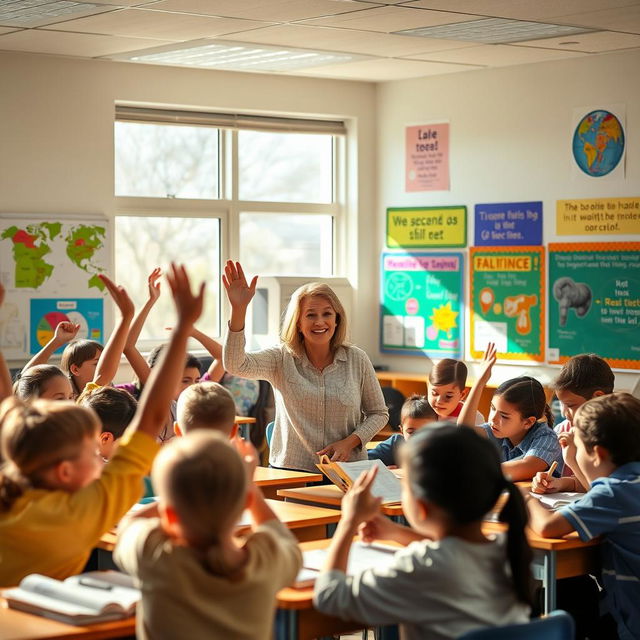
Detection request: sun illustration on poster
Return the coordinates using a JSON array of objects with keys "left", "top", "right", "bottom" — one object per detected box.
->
[{"left": 428, "top": 302, "right": 458, "bottom": 340}]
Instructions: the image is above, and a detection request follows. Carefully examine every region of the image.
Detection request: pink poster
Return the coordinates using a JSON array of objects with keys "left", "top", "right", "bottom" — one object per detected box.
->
[{"left": 405, "top": 123, "right": 450, "bottom": 192}]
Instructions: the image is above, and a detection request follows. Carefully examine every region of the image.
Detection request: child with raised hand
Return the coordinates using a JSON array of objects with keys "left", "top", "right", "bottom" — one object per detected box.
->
[
  {"left": 114, "top": 432, "right": 302, "bottom": 640},
  {"left": 314, "top": 425, "right": 532, "bottom": 639},
  {"left": 368, "top": 394, "right": 437, "bottom": 467},
  {"left": 457, "top": 343, "right": 562, "bottom": 481},
  {"left": 13, "top": 365, "right": 74, "bottom": 401},
  {"left": 19, "top": 320, "right": 80, "bottom": 377},
  {"left": 0, "top": 264, "right": 204, "bottom": 585},
  {"left": 427, "top": 358, "right": 485, "bottom": 425},
  {"left": 532, "top": 353, "right": 614, "bottom": 494},
  {"left": 523, "top": 393, "right": 640, "bottom": 640}
]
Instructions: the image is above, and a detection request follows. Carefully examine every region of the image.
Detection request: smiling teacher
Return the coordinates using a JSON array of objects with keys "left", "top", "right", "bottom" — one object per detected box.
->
[{"left": 222, "top": 261, "right": 389, "bottom": 473}]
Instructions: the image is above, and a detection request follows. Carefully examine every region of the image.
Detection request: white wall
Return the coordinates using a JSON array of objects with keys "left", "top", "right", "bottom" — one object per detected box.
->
[
  {"left": 0, "top": 51, "right": 377, "bottom": 374},
  {"left": 375, "top": 49, "right": 640, "bottom": 390}
]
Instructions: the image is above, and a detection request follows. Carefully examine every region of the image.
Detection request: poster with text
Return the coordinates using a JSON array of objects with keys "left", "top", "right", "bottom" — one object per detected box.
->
[
  {"left": 470, "top": 247, "right": 545, "bottom": 362},
  {"left": 387, "top": 206, "right": 466, "bottom": 249},
  {"left": 381, "top": 252, "right": 463, "bottom": 358},
  {"left": 474, "top": 201, "right": 542, "bottom": 246},
  {"left": 405, "top": 123, "right": 450, "bottom": 192},
  {"left": 548, "top": 243, "right": 640, "bottom": 369}
]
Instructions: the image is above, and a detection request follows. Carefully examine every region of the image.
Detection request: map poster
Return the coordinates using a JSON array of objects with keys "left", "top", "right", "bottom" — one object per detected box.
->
[
  {"left": 474, "top": 202, "right": 542, "bottom": 246},
  {"left": 380, "top": 252, "right": 464, "bottom": 358},
  {"left": 386, "top": 206, "right": 466, "bottom": 249},
  {"left": 0, "top": 215, "right": 109, "bottom": 361},
  {"left": 470, "top": 247, "right": 545, "bottom": 362},
  {"left": 548, "top": 242, "right": 640, "bottom": 370},
  {"left": 30, "top": 298, "right": 104, "bottom": 355},
  {"left": 405, "top": 123, "right": 450, "bottom": 192}
]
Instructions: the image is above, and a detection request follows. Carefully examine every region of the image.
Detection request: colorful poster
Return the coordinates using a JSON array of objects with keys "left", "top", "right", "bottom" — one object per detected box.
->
[
  {"left": 474, "top": 202, "right": 542, "bottom": 246},
  {"left": 556, "top": 197, "right": 640, "bottom": 236},
  {"left": 548, "top": 243, "right": 640, "bottom": 369},
  {"left": 405, "top": 123, "right": 450, "bottom": 192},
  {"left": 30, "top": 298, "right": 104, "bottom": 355},
  {"left": 381, "top": 252, "right": 463, "bottom": 358},
  {"left": 470, "top": 247, "right": 545, "bottom": 362},
  {"left": 386, "top": 206, "right": 466, "bottom": 249}
]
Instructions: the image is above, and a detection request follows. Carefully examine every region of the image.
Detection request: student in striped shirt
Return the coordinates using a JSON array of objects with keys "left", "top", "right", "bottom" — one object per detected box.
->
[{"left": 524, "top": 393, "right": 640, "bottom": 640}]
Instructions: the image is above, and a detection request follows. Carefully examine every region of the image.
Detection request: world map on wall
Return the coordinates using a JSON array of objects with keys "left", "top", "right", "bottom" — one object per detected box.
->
[
  {"left": 1, "top": 222, "right": 106, "bottom": 291},
  {"left": 572, "top": 110, "right": 625, "bottom": 177}
]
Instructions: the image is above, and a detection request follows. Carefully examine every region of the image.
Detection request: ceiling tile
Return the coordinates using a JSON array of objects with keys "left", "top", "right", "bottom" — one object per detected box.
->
[
  {"left": 513, "top": 30, "right": 640, "bottom": 53},
  {"left": 141, "top": 0, "right": 380, "bottom": 22},
  {"left": 0, "top": 28, "right": 173, "bottom": 56},
  {"left": 300, "top": 5, "right": 480, "bottom": 32},
  {"left": 553, "top": 5, "right": 640, "bottom": 34},
  {"left": 46, "top": 8, "right": 272, "bottom": 40},
  {"left": 0, "top": 27, "right": 21, "bottom": 35},
  {"left": 216, "top": 23, "right": 476, "bottom": 56},
  {"left": 296, "top": 56, "right": 482, "bottom": 80},
  {"left": 0, "top": 2, "right": 117, "bottom": 29},
  {"left": 74, "top": 0, "right": 160, "bottom": 6},
  {"left": 401, "top": 1, "right": 640, "bottom": 22},
  {"left": 407, "top": 43, "right": 585, "bottom": 65}
]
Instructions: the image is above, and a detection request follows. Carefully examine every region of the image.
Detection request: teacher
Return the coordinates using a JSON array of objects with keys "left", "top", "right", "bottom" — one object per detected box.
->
[{"left": 222, "top": 261, "right": 389, "bottom": 473}]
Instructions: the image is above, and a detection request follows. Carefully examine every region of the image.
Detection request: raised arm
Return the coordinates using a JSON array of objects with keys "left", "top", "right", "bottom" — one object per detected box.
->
[
  {"left": 0, "top": 283, "right": 12, "bottom": 400},
  {"left": 128, "top": 264, "right": 204, "bottom": 439},
  {"left": 457, "top": 343, "right": 496, "bottom": 437},
  {"left": 222, "top": 260, "right": 257, "bottom": 333},
  {"left": 92, "top": 275, "right": 134, "bottom": 387},
  {"left": 122, "top": 268, "right": 162, "bottom": 387},
  {"left": 190, "top": 327, "right": 225, "bottom": 382},
  {"left": 20, "top": 321, "right": 80, "bottom": 374}
]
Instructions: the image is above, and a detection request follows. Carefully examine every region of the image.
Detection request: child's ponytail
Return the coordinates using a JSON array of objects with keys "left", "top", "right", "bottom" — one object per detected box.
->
[
  {"left": 499, "top": 481, "right": 534, "bottom": 607},
  {"left": 543, "top": 403, "right": 555, "bottom": 428}
]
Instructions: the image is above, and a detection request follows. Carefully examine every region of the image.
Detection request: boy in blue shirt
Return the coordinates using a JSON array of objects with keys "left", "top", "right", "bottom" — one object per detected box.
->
[
  {"left": 524, "top": 393, "right": 640, "bottom": 640},
  {"left": 368, "top": 394, "right": 437, "bottom": 467}
]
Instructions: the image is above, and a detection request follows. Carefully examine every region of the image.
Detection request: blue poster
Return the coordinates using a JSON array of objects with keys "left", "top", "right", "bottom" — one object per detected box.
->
[
  {"left": 30, "top": 298, "right": 104, "bottom": 354},
  {"left": 474, "top": 201, "right": 543, "bottom": 246}
]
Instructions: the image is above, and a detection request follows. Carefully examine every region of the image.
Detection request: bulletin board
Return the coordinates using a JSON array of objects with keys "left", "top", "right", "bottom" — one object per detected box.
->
[
  {"left": 548, "top": 242, "right": 640, "bottom": 369},
  {"left": 469, "top": 247, "right": 545, "bottom": 362},
  {"left": 380, "top": 251, "right": 464, "bottom": 358}
]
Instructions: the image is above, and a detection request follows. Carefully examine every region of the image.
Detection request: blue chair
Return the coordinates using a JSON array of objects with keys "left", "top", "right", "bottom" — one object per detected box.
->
[
  {"left": 458, "top": 610, "right": 574, "bottom": 640},
  {"left": 266, "top": 421, "right": 275, "bottom": 448}
]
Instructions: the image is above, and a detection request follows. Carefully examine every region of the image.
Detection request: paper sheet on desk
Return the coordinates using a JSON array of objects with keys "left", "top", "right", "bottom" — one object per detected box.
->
[
  {"left": 303, "top": 541, "right": 398, "bottom": 575},
  {"left": 529, "top": 491, "right": 582, "bottom": 510}
]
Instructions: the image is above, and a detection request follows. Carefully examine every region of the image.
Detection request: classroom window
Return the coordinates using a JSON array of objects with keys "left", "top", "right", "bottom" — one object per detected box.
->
[
  {"left": 115, "top": 122, "right": 219, "bottom": 199},
  {"left": 239, "top": 213, "right": 333, "bottom": 276},
  {"left": 114, "top": 216, "right": 220, "bottom": 342}
]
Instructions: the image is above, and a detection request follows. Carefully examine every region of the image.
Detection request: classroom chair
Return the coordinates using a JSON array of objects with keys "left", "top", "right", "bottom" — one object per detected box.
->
[
  {"left": 458, "top": 610, "right": 574, "bottom": 640},
  {"left": 266, "top": 421, "right": 275, "bottom": 448}
]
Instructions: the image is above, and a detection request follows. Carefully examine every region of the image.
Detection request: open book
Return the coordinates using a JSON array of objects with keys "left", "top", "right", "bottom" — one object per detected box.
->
[
  {"left": 529, "top": 491, "right": 583, "bottom": 510},
  {"left": 316, "top": 457, "right": 402, "bottom": 504},
  {"left": 292, "top": 541, "right": 399, "bottom": 588},
  {"left": 3, "top": 571, "right": 140, "bottom": 625}
]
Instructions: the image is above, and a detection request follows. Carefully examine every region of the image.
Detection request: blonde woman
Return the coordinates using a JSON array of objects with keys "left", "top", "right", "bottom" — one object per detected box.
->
[{"left": 222, "top": 261, "right": 388, "bottom": 473}]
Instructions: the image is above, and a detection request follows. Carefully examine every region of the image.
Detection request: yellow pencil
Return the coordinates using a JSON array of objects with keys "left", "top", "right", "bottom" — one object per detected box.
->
[{"left": 546, "top": 460, "right": 558, "bottom": 479}]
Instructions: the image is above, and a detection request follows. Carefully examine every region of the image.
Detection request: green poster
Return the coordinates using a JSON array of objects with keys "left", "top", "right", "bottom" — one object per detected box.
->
[
  {"left": 469, "top": 247, "right": 545, "bottom": 362},
  {"left": 549, "top": 242, "right": 640, "bottom": 369},
  {"left": 380, "top": 252, "right": 463, "bottom": 358}
]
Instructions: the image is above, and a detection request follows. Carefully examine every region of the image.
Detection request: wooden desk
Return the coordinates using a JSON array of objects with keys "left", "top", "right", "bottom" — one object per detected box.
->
[
  {"left": 0, "top": 605, "right": 135, "bottom": 640},
  {"left": 235, "top": 415, "right": 256, "bottom": 440},
  {"left": 277, "top": 484, "right": 404, "bottom": 519},
  {"left": 253, "top": 467, "right": 323, "bottom": 500}
]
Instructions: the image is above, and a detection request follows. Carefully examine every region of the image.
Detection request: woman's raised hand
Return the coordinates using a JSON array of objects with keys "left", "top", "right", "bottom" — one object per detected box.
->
[{"left": 222, "top": 260, "right": 257, "bottom": 309}]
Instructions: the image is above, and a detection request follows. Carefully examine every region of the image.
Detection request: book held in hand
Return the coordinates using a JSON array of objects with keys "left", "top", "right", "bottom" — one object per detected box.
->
[
  {"left": 316, "top": 457, "right": 403, "bottom": 504},
  {"left": 3, "top": 571, "right": 140, "bottom": 625}
]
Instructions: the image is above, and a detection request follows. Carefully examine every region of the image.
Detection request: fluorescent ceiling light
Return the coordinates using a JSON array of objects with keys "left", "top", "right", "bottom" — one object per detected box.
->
[
  {"left": 113, "top": 40, "right": 367, "bottom": 72},
  {"left": 0, "top": 0, "right": 108, "bottom": 27},
  {"left": 395, "top": 18, "right": 597, "bottom": 44}
]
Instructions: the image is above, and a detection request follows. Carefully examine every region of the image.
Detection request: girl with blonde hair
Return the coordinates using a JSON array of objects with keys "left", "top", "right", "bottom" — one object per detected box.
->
[{"left": 222, "top": 261, "right": 388, "bottom": 473}]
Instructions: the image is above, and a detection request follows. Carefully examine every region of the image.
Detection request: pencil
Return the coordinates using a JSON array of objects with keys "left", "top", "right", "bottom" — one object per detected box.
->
[{"left": 546, "top": 460, "right": 558, "bottom": 478}]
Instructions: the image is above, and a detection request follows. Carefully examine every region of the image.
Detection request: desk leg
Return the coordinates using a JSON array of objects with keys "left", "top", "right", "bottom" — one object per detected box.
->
[
  {"left": 275, "top": 609, "right": 298, "bottom": 640},
  {"left": 543, "top": 550, "right": 557, "bottom": 614}
]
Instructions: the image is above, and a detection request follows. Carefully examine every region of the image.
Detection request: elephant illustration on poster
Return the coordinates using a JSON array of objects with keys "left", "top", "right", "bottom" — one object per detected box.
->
[{"left": 553, "top": 277, "right": 592, "bottom": 327}]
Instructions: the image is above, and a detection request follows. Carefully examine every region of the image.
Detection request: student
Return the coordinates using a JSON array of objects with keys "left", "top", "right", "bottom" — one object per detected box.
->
[
  {"left": 368, "top": 394, "right": 437, "bottom": 467},
  {"left": 313, "top": 425, "right": 532, "bottom": 639},
  {"left": 457, "top": 343, "right": 563, "bottom": 481},
  {"left": 0, "top": 264, "right": 204, "bottom": 585},
  {"left": 174, "top": 381, "right": 238, "bottom": 438},
  {"left": 19, "top": 320, "right": 80, "bottom": 377},
  {"left": 13, "top": 364, "right": 74, "bottom": 401},
  {"left": 428, "top": 358, "right": 485, "bottom": 425},
  {"left": 532, "top": 353, "right": 614, "bottom": 493},
  {"left": 114, "top": 431, "right": 302, "bottom": 640},
  {"left": 78, "top": 385, "right": 138, "bottom": 460},
  {"left": 523, "top": 393, "right": 640, "bottom": 640}
]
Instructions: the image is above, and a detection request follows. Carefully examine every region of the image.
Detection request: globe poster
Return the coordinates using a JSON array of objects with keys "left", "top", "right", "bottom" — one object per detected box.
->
[
  {"left": 0, "top": 215, "right": 109, "bottom": 360},
  {"left": 572, "top": 107, "right": 625, "bottom": 179},
  {"left": 380, "top": 252, "right": 463, "bottom": 358}
]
